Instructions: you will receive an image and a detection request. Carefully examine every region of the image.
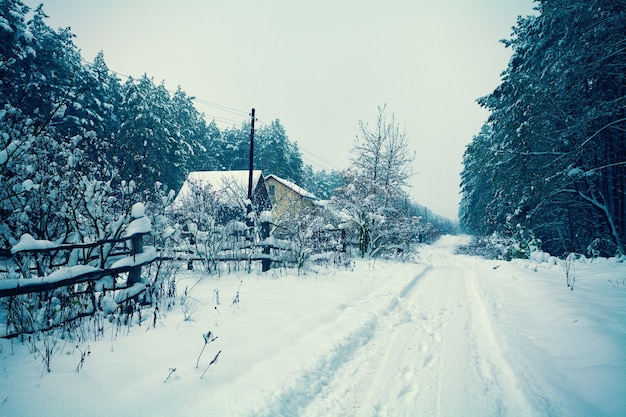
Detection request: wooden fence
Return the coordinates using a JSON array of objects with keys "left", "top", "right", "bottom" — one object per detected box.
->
[
  {"left": 0, "top": 214, "right": 350, "bottom": 338},
  {"left": 0, "top": 212, "right": 163, "bottom": 339}
]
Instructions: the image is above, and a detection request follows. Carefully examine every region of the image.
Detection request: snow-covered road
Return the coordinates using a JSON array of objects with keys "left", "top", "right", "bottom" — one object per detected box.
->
[
  {"left": 256, "top": 239, "right": 534, "bottom": 417},
  {"left": 2, "top": 236, "right": 625, "bottom": 417},
  {"left": 241, "top": 237, "right": 625, "bottom": 417}
]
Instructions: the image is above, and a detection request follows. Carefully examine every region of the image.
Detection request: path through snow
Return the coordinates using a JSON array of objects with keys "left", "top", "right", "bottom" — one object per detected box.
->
[
  {"left": 2, "top": 236, "right": 625, "bottom": 417},
  {"left": 256, "top": 238, "right": 534, "bottom": 417},
  {"left": 239, "top": 235, "right": 626, "bottom": 417}
]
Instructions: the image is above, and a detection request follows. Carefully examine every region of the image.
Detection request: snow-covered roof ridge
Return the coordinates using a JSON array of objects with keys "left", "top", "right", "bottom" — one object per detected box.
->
[
  {"left": 265, "top": 174, "right": 317, "bottom": 200},
  {"left": 186, "top": 170, "right": 264, "bottom": 187}
]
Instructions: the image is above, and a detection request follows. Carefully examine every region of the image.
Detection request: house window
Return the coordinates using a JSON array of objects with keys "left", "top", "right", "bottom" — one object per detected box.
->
[{"left": 269, "top": 184, "right": 275, "bottom": 198}]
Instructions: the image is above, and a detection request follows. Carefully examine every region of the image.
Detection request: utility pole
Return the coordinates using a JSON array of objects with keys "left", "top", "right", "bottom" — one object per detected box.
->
[
  {"left": 246, "top": 108, "right": 270, "bottom": 272},
  {"left": 247, "top": 108, "right": 256, "bottom": 202}
]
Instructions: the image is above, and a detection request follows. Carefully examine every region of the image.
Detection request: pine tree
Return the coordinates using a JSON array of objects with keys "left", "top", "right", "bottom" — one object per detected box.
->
[
  {"left": 0, "top": 0, "right": 32, "bottom": 106},
  {"left": 171, "top": 87, "right": 217, "bottom": 177},
  {"left": 302, "top": 167, "right": 344, "bottom": 200},
  {"left": 461, "top": 0, "right": 626, "bottom": 255},
  {"left": 255, "top": 119, "right": 304, "bottom": 184}
]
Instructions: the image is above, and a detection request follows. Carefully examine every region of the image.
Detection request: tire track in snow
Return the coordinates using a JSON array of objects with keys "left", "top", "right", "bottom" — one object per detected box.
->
[
  {"left": 301, "top": 244, "right": 538, "bottom": 417},
  {"left": 301, "top": 265, "right": 446, "bottom": 417},
  {"left": 245, "top": 265, "right": 432, "bottom": 417},
  {"left": 415, "top": 252, "right": 537, "bottom": 417},
  {"left": 428, "top": 252, "right": 538, "bottom": 417},
  {"left": 245, "top": 241, "right": 540, "bottom": 417},
  {"left": 462, "top": 265, "right": 533, "bottom": 416},
  {"left": 464, "top": 260, "right": 563, "bottom": 417}
]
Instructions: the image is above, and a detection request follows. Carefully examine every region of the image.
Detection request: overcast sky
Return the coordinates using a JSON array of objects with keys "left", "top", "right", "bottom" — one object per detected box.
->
[{"left": 27, "top": 0, "right": 536, "bottom": 220}]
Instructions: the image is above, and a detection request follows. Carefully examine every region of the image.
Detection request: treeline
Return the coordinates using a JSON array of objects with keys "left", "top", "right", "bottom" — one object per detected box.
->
[
  {"left": 0, "top": 1, "right": 329, "bottom": 194},
  {"left": 460, "top": 0, "right": 626, "bottom": 257}
]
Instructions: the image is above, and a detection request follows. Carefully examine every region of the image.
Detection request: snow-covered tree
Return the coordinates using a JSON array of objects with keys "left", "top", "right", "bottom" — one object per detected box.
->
[
  {"left": 302, "top": 167, "right": 344, "bottom": 200},
  {"left": 213, "top": 123, "right": 250, "bottom": 171},
  {"left": 255, "top": 120, "right": 304, "bottom": 184},
  {"left": 215, "top": 119, "right": 306, "bottom": 185},
  {"left": 331, "top": 106, "right": 419, "bottom": 258},
  {"left": 461, "top": 0, "right": 626, "bottom": 256},
  {"left": 171, "top": 87, "right": 218, "bottom": 174},
  {"left": 0, "top": 0, "right": 33, "bottom": 105},
  {"left": 0, "top": 3, "right": 171, "bottom": 250},
  {"left": 1, "top": 1, "right": 89, "bottom": 247}
]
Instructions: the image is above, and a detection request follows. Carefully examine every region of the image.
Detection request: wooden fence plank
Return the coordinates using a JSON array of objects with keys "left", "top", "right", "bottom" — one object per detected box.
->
[
  {"left": 0, "top": 256, "right": 156, "bottom": 298},
  {"left": 0, "top": 232, "right": 154, "bottom": 298}
]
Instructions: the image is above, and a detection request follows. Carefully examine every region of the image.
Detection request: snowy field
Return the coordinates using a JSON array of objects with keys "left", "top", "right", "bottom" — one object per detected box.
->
[{"left": 1, "top": 235, "right": 625, "bottom": 417}]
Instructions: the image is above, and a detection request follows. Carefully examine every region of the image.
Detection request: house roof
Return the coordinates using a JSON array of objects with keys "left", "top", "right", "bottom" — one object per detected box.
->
[
  {"left": 265, "top": 174, "right": 317, "bottom": 200},
  {"left": 174, "top": 170, "right": 265, "bottom": 208}
]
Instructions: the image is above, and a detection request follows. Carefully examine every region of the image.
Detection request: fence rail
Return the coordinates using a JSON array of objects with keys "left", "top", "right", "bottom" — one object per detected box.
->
[
  {"left": 0, "top": 210, "right": 166, "bottom": 339},
  {"left": 1, "top": 231, "right": 155, "bottom": 297}
]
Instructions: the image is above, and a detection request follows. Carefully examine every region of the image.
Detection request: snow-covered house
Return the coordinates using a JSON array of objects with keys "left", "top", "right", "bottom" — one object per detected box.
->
[
  {"left": 264, "top": 174, "right": 317, "bottom": 220},
  {"left": 173, "top": 170, "right": 272, "bottom": 221}
]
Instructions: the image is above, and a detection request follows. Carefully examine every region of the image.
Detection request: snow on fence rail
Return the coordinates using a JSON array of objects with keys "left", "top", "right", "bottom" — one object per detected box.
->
[
  {"left": 0, "top": 207, "right": 166, "bottom": 339},
  {"left": 0, "top": 242, "right": 156, "bottom": 298},
  {"left": 1, "top": 220, "right": 155, "bottom": 298},
  {"left": 0, "top": 233, "right": 157, "bottom": 298}
]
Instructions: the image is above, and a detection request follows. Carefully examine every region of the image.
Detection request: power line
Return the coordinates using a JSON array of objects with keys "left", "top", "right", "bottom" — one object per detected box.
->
[
  {"left": 192, "top": 98, "right": 248, "bottom": 117},
  {"left": 252, "top": 115, "right": 345, "bottom": 171},
  {"left": 81, "top": 58, "right": 346, "bottom": 172},
  {"left": 81, "top": 58, "right": 249, "bottom": 120},
  {"left": 202, "top": 113, "right": 247, "bottom": 126},
  {"left": 299, "top": 144, "right": 346, "bottom": 172}
]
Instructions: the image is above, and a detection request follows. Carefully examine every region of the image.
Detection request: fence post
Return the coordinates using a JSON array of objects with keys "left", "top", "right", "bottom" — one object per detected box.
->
[
  {"left": 261, "top": 219, "right": 271, "bottom": 272},
  {"left": 127, "top": 208, "right": 145, "bottom": 287}
]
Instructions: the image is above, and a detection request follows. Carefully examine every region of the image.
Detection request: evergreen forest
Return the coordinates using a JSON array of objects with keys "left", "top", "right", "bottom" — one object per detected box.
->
[{"left": 461, "top": 0, "right": 626, "bottom": 258}]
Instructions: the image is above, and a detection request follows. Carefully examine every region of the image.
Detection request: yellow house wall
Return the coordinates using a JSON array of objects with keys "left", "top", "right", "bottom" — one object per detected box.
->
[{"left": 266, "top": 177, "right": 314, "bottom": 221}]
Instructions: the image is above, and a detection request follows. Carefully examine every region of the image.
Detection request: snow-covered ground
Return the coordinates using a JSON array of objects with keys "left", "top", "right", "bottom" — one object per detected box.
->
[{"left": 1, "top": 235, "right": 625, "bottom": 417}]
